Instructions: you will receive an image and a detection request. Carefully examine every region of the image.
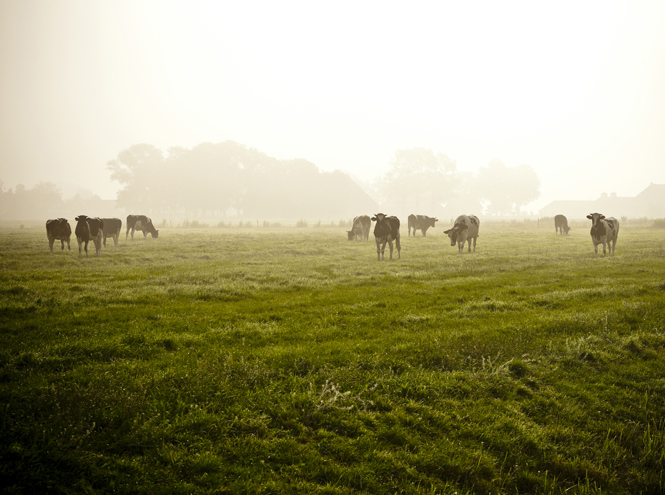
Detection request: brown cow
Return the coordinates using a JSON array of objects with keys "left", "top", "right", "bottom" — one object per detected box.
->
[
  {"left": 75, "top": 215, "right": 104, "bottom": 257},
  {"left": 371, "top": 213, "right": 401, "bottom": 260},
  {"left": 46, "top": 218, "right": 71, "bottom": 252}
]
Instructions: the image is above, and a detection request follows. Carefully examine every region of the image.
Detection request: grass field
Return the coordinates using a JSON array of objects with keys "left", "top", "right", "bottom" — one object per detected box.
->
[{"left": 1, "top": 223, "right": 665, "bottom": 494}]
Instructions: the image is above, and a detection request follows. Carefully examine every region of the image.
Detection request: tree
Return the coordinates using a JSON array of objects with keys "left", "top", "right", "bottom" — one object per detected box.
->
[
  {"left": 476, "top": 159, "right": 540, "bottom": 216},
  {"left": 382, "top": 148, "right": 457, "bottom": 212},
  {"left": 107, "top": 144, "right": 165, "bottom": 212}
]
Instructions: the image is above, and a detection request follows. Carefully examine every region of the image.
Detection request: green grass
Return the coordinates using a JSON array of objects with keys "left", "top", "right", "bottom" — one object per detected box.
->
[{"left": 1, "top": 224, "right": 665, "bottom": 494}]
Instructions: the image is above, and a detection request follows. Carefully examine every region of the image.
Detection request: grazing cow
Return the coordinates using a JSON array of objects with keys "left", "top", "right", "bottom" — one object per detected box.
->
[
  {"left": 74, "top": 215, "right": 103, "bottom": 257},
  {"left": 555, "top": 214, "right": 571, "bottom": 235},
  {"left": 45, "top": 218, "right": 71, "bottom": 252},
  {"left": 587, "top": 213, "right": 619, "bottom": 257},
  {"left": 101, "top": 218, "right": 123, "bottom": 247},
  {"left": 126, "top": 215, "right": 159, "bottom": 239},
  {"left": 371, "top": 213, "right": 401, "bottom": 260},
  {"left": 408, "top": 214, "right": 438, "bottom": 236},
  {"left": 347, "top": 215, "right": 371, "bottom": 241},
  {"left": 444, "top": 214, "right": 480, "bottom": 253}
]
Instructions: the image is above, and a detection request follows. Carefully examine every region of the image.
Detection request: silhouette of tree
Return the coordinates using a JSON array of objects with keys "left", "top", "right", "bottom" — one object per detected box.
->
[
  {"left": 382, "top": 148, "right": 457, "bottom": 212},
  {"left": 107, "top": 144, "right": 165, "bottom": 212},
  {"left": 477, "top": 159, "right": 540, "bottom": 215}
]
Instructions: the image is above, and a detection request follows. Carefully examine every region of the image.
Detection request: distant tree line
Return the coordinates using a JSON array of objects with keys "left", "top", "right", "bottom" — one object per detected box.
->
[
  {"left": 0, "top": 143, "right": 541, "bottom": 221},
  {"left": 108, "top": 142, "right": 541, "bottom": 218},
  {"left": 0, "top": 180, "right": 107, "bottom": 220},
  {"left": 107, "top": 141, "right": 377, "bottom": 219},
  {"left": 368, "top": 150, "right": 541, "bottom": 216}
]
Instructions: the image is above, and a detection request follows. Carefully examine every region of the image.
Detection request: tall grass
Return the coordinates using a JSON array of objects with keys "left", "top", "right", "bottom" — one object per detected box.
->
[{"left": 1, "top": 224, "right": 664, "bottom": 493}]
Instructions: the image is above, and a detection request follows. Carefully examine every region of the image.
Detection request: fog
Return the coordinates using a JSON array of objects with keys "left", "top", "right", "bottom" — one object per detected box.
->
[{"left": 1, "top": 1, "right": 664, "bottom": 214}]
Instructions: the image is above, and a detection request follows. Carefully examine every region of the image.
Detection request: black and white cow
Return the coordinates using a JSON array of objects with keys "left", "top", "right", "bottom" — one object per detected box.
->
[
  {"left": 555, "top": 214, "right": 571, "bottom": 235},
  {"left": 126, "top": 215, "right": 159, "bottom": 239},
  {"left": 371, "top": 213, "right": 401, "bottom": 260},
  {"left": 46, "top": 218, "right": 71, "bottom": 252},
  {"left": 587, "top": 213, "right": 619, "bottom": 257},
  {"left": 408, "top": 214, "right": 438, "bottom": 236},
  {"left": 101, "top": 218, "right": 123, "bottom": 247},
  {"left": 444, "top": 214, "right": 480, "bottom": 253},
  {"left": 347, "top": 215, "right": 371, "bottom": 241},
  {"left": 74, "top": 215, "right": 103, "bottom": 257}
]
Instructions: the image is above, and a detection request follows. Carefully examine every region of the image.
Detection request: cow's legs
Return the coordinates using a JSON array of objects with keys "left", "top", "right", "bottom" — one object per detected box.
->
[
  {"left": 114, "top": 234, "right": 119, "bottom": 247},
  {"left": 467, "top": 239, "right": 472, "bottom": 252},
  {"left": 472, "top": 237, "right": 477, "bottom": 252},
  {"left": 126, "top": 226, "right": 130, "bottom": 240},
  {"left": 66, "top": 239, "right": 70, "bottom": 251},
  {"left": 143, "top": 230, "right": 147, "bottom": 239},
  {"left": 49, "top": 237, "right": 54, "bottom": 252},
  {"left": 375, "top": 239, "right": 382, "bottom": 260},
  {"left": 103, "top": 237, "right": 107, "bottom": 247},
  {"left": 395, "top": 236, "right": 401, "bottom": 259},
  {"left": 78, "top": 239, "right": 86, "bottom": 257},
  {"left": 60, "top": 239, "right": 65, "bottom": 251}
]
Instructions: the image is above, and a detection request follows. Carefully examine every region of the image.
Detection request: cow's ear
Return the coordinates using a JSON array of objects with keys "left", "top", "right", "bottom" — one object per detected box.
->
[
  {"left": 75, "top": 216, "right": 79, "bottom": 221},
  {"left": 600, "top": 215, "right": 605, "bottom": 219},
  {"left": 443, "top": 229, "right": 451, "bottom": 234},
  {"left": 371, "top": 216, "right": 377, "bottom": 221},
  {"left": 586, "top": 214, "right": 592, "bottom": 219}
]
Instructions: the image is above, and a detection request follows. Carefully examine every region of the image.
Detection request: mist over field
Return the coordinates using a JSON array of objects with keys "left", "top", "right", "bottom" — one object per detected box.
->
[
  {"left": 1, "top": 0, "right": 664, "bottom": 215},
  {"left": 2, "top": 3, "right": 665, "bottom": 494}
]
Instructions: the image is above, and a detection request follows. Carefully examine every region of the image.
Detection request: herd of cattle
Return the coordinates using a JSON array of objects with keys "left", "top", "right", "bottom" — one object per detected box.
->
[
  {"left": 45, "top": 212, "right": 619, "bottom": 259},
  {"left": 347, "top": 214, "right": 481, "bottom": 260},
  {"left": 348, "top": 212, "right": 619, "bottom": 259},
  {"left": 45, "top": 215, "right": 159, "bottom": 256}
]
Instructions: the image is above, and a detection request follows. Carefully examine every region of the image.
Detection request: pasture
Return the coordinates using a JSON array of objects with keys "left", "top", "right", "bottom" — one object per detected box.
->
[{"left": 1, "top": 223, "right": 665, "bottom": 494}]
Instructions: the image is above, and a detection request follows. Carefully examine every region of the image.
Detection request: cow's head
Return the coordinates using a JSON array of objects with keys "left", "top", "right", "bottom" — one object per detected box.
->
[
  {"left": 443, "top": 224, "right": 467, "bottom": 246},
  {"left": 564, "top": 225, "right": 571, "bottom": 234},
  {"left": 75, "top": 215, "right": 89, "bottom": 223},
  {"left": 347, "top": 230, "right": 356, "bottom": 241},
  {"left": 371, "top": 213, "right": 387, "bottom": 223},
  {"left": 428, "top": 217, "right": 438, "bottom": 227},
  {"left": 587, "top": 212, "right": 606, "bottom": 236}
]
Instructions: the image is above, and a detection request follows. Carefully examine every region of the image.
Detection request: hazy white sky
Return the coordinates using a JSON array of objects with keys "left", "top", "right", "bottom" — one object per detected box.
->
[{"left": 1, "top": 0, "right": 663, "bottom": 210}]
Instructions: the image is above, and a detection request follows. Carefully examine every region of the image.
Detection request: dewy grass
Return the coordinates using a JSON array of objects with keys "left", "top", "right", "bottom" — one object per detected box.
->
[{"left": 1, "top": 224, "right": 665, "bottom": 494}]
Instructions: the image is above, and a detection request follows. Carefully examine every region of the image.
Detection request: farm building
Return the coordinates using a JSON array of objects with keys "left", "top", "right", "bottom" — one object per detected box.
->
[{"left": 539, "top": 183, "right": 665, "bottom": 219}]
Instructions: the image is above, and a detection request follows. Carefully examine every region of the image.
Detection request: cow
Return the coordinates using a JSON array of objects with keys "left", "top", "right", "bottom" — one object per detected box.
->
[
  {"left": 74, "top": 215, "right": 103, "bottom": 257},
  {"left": 587, "top": 213, "right": 619, "bottom": 257},
  {"left": 45, "top": 218, "right": 71, "bottom": 252},
  {"left": 408, "top": 214, "right": 438, "bottom": 236},
  {"left": 126, "top": 215, "right": 159, "bottom": 239},
  {"left": 407, "top": 214, "right": 418, "bottom": 236},
  {"left": 444, "top": 214, "right": 480, "bottom": 253},
  {"left": 371, "top": 213, "right": 401, "bottom": 260},
  {"left": 347, "top": 215, "right": 371, "bottom": 241},
  {"left": 101, "top": 218, "right": 123, "bottom": 247},
  {"left": 555, "top": 214, "right": 571, "bottom": 235}
]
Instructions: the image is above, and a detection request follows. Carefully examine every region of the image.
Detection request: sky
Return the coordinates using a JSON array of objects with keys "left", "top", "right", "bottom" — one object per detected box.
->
[{"left": 1, "top": 0, "right": 664, "bottom": 211}]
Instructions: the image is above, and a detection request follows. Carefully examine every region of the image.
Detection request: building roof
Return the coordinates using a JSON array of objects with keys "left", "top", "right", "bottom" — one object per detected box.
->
[{"left": 539, "top": 184, "right": 665, "bottom": 219}]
